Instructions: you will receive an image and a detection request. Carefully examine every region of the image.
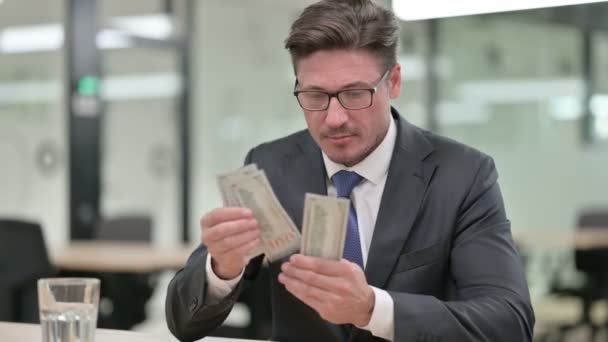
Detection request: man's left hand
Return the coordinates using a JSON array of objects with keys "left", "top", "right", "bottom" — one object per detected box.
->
[{"left": 278, "top": 254, "right": 375, "bottom": 327}]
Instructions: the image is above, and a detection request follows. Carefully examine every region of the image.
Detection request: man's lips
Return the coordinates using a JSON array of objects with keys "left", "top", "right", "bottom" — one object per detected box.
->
[{"left": 324, "top": 134, "right": 355, "bottom": 143}]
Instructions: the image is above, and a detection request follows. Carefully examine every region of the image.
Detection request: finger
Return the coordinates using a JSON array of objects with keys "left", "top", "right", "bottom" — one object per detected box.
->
[
  {"left": 279, "top": 272, "right": 339, "bottom": 306},
  {"left": 289, "top": 254, "right": 353, "bottom": 276},
  {"left": 214, "top": 237, "right": 261, "bottom": 261},
  {"left": 203, "top": 218, "right": 258, "bottom": 243},
  {"left": 210, "top": 229, "right": 260, "bottom": 254},
  {"left": 200, "top": 207, "right": 253, "bottom": 229},
  {"left": 280, "top": 262, "right": 337, "bottom": 292}
]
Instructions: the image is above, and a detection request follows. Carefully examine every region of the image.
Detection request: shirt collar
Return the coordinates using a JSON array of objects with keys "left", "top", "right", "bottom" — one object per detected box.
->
[{"left": 322, "top": 116, "right": 396, "bottom": 185}]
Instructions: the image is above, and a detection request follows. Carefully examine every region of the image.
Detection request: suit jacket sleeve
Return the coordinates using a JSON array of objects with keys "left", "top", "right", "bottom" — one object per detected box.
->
[
  {"left": 165, "top": 149, "right": 264, "bottom": 342},
  {"left": 391, "top": 155, "right": 534, "bottom": 342}
]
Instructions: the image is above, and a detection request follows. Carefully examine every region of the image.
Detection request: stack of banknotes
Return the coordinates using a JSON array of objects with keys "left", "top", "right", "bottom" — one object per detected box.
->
[{"left": 217, "top": 164, "right": 349, "bottom": 262}]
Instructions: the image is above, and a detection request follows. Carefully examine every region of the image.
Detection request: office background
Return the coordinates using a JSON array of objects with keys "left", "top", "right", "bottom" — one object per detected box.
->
[{"left": 1, "top": 0, "right": 608, "bottom": 340}]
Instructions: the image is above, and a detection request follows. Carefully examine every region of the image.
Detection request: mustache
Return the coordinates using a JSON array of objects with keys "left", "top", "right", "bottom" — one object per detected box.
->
[{"left": 320, "top": 126, "right": 358, "bottom": 138}]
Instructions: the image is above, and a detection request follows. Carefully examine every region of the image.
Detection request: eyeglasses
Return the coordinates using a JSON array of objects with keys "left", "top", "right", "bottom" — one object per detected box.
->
[{"left": 293, "top": 68, "right": 391, "bottom": 111}]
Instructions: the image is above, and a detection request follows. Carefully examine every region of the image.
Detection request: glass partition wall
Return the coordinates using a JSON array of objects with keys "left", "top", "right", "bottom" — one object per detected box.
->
[{"left": 0, "top": 0, "right": 68, "bottom": 245}]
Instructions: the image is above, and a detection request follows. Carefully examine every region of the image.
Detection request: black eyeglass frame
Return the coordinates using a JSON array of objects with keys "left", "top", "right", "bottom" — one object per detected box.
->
[{"left": 292, "top": 67, "right": 392, "bottom": 111}]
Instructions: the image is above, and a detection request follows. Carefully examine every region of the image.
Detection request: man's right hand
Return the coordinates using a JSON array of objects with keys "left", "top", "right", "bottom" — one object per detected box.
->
[{"left": 200, "top": 207, "right": 261, "bottom": 280}]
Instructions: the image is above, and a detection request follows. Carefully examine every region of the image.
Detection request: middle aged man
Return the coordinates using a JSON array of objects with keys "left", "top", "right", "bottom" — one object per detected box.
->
[{"left": 166, "top": 0, "right": 535, "bottom": 341}]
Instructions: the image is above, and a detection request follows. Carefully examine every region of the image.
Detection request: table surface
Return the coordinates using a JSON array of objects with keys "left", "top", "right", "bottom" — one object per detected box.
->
[
  {"left": 49, "top": 241, "right": 196, "bottom": 273},
  {"left": 0, "top": 322, "right": 264, "bottom": 342},
  {"left": 515, "top": 227, "right": 608, "bottom": 249},
  {"left": 48, "top": 229, "right": 608, "bottom": 273}
]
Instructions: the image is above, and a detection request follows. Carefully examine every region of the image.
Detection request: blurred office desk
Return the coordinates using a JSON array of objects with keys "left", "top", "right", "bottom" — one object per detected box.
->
[
  {"left": 0, "top": 322, "right": 265, "bottom": 342},
  {"left": 515, "top": 228, "right": 608, "bottom": 249},
  {"left": 49, "top": 241, "right": 194, "bottom": 273}
]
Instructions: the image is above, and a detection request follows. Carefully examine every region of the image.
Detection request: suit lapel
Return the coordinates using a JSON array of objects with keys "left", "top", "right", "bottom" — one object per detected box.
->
[
  {"left": 364, "top": 110, "right": 437, "bottom": 289},
  {"left": 280, "top": 133, "right": 327, "bottom": 230}
]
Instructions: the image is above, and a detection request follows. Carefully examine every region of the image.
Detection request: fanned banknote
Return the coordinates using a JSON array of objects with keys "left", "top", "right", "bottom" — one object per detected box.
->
[
  {"left": 301, "top": 193, "right": 349, "bottom": 260},
  {"left": 216, "top": 164, "right": 301, "bottom": 262}
]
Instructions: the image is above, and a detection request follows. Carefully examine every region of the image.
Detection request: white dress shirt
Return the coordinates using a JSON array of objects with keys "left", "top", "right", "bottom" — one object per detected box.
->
[{"left": 205, "top": 117, "right": 397, "bottom": 341}]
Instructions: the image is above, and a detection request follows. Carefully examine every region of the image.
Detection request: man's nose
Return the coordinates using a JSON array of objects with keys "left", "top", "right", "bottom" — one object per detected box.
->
[{"left": 324, "top": 97, "right": 348, "bottom": 128}]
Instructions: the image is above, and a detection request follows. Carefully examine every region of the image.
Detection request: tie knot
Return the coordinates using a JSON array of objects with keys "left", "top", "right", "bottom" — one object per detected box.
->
[{"left": 332, "top": 170, "right": 362, "bottom": 198}]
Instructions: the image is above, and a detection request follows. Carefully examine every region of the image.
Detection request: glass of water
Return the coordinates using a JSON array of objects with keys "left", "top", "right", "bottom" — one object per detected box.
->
[{"left": 37, "top": 278, "right": 100, "bottom": 342}]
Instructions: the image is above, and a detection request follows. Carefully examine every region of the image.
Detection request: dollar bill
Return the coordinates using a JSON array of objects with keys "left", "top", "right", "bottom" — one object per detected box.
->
[
  {"left": 216, "top": 164, "right": 267, "bottom": 259},
  {"left": 216, "top": 164, "right": 259, "bottom": 206},
  {"left": 301, "top": 193, "right": 349, "bottom": 260},
  {"left": 216, "top": 165, "right": 301, "bottom": 262},
  {"left": 233, "top": 175, "right": 300, "bottom": 261}
]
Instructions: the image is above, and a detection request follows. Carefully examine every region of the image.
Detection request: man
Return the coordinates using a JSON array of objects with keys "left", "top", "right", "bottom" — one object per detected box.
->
[{"left": 166, "top": 0, "right": 534, "bottom": 341}]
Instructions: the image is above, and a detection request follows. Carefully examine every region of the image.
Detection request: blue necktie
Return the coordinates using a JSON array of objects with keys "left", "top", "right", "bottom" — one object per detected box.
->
[{"left": 332, "top": 170, "right": 364, "bottom": 269}]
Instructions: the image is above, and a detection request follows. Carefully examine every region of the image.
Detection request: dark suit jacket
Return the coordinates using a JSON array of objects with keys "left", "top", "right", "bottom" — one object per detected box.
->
[{"left": 166, "top": 108, "right": 534, "bottom": 342}]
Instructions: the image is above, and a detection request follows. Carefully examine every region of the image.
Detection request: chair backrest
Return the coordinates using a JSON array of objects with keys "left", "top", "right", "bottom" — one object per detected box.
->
[
  {"left": 578, "top": 211, "right": 608, "bottom": 229},
  {"left": 0, "top": 219, "right": 55, "bottom": 322},
  {"left": 92, "top": 215, "right": 154, "bottom": 329},
  {"left": 94, "top": 215, "right": 152, "bottom": 242},
  {"left": 575, "top": 210, "right": 608, "bottom": 276}
]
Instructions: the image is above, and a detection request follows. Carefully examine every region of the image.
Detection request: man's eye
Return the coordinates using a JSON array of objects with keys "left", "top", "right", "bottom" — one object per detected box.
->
[{"left": 343, "top": 90, "right": 366, "bottom": 99}]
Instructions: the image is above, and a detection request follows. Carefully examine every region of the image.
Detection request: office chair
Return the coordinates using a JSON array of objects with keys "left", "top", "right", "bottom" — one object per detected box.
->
[
  {"left": 95, "top": 216, "right": 152, "bottom": 242},
  {"left": 551, "top": 210, "right": 608, "bottom": 342},
  {"left": 0, "top": 219, "right": 57, "bottom": 323},
  {"left": 93, "top": 215, "right": 156, "bottom": 330}
]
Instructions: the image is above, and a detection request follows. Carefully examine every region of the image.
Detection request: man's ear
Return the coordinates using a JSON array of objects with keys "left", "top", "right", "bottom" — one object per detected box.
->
[{"left": 388, "top": 64, "right": 402, "bottom": 99}]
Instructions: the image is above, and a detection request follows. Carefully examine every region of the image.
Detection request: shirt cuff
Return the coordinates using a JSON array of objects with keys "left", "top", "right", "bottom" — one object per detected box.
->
[
  {"left": 205, "top": 256, "right": 244, "bottom": 304},
  {"left": 357, "top": 286, "right": 394, "bottom": 341}
]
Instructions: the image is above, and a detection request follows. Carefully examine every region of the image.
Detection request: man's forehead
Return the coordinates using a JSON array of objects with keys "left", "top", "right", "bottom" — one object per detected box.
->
[
  {"left": 296, "top": 49, "right": 382, "bottom": 70},
  {"left": 295, "top": 50, "right": 384, "bottom": 89},
  {"left": 296, "top": 70, "right": 384, "bottom": 92}
]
